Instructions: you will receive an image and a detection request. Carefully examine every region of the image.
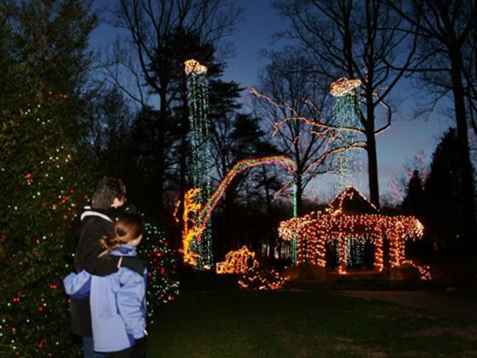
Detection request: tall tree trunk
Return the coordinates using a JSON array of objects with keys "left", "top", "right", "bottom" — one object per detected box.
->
[
  {"left": 176, "top": 112, "right": 188, "bottom": 252},
  {"left": 449, "top": 47, "right": 477, "bottom": 239},
  {"left": 261, "top": 167, "right": 273, "bottom": 215},
  {"left": 295, "top": 171, "right": 303, "bottom": 217},
  {"left": 366, "top": 108, "right": 380, "bottom": 209},
  {"left": 155, "top": 89, "right": 167, "bottom": 209}
]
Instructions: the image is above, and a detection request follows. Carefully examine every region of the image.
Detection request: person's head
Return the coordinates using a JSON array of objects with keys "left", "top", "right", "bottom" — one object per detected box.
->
[
  {"left": 91, "top": 177, "right": 127, "bottom": 209},
  {"left": 100, "top": 214, "right": 144, "bottom": 255}
]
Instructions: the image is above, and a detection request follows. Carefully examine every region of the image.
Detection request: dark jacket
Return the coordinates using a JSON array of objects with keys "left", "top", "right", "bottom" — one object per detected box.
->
[{"left": 70, "top": 207, "right": 120, "bottom": 337}]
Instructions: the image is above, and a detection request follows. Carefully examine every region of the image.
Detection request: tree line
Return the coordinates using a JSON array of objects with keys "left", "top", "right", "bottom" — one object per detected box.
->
[
  {"left": 1, "top": 0, "right": 476, "bottom": 255},
  {"left": 265, "top": 0, "right": 477, "bottom": 245}
]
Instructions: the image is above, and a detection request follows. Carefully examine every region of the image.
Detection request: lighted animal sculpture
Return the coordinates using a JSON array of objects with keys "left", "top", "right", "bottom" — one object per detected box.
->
[{"left": 181, "top": 155, "right": 297, "bottom": 267}]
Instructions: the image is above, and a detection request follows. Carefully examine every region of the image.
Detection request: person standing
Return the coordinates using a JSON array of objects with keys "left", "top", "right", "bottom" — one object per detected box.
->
[
  {"left": 70, "top": 177, "right": 128, "bottom": 358},
  {"left": 65, "top": 214, "right": 147, "bottom": 358}
]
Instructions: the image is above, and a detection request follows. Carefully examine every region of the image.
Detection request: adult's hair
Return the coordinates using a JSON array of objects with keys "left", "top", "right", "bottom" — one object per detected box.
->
[
  {"left": 91, "top": 177, "right": 126, "bottom": 209},
  {"left": 99, "top": 214, "right": 144, "bottom": 255}
]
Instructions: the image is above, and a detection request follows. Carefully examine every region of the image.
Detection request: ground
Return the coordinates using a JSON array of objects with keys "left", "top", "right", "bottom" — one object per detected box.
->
[
  {"left": 146, "top": 273, "right": 477, "bottom": 358},
  {"left": 338, "top": 289, "right": 477, "bottom": 321}
]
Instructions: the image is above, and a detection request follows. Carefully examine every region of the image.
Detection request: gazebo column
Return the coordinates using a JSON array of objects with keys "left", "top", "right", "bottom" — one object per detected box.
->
[
  {"left": 307, "top": 229, "right": 317, "bottom": 265},
  {"left": 338, "top": 235, "right": 347, "bottom": 274},
  {"left": 374, "top": 234, "right": 383, "bottom": 272},
  {"left": 389, "top": 233, "right": 400, "bottom": 268},
  {"left": 398, "top": 236, "right": 406, "bottom": 265},
  {"left": 316, "top": 232, "right": 326, "bottom": 268},
  {"left": 296, "top": 232, "right": 305, "bottom": 265}
]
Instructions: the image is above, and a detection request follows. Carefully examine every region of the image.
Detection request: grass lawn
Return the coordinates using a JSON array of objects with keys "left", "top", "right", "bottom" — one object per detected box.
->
[{"left": 147, "top": 286, "right": 477, "bottom": 358}]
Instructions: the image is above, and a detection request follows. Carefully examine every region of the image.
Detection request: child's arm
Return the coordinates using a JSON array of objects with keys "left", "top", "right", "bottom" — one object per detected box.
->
[
  {"left": 116, "top": 268, "right": 147, "bottom": 340},
  {"left": 63, "top": 271, "right": 91, "bottom": 299}
]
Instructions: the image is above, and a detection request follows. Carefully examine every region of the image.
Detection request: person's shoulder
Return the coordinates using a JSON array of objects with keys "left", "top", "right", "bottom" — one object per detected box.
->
[
  {"left": 79, "top": 208, "right": 113, "bottom": 234},
  {"left": 81, "top": 207, "right": 113, "bottom": 224},
  {"left": 121, "top": 256, "right": 147, "bottom": 277}
]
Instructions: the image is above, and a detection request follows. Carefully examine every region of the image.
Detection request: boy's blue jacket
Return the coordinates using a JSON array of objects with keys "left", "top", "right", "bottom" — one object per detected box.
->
[{"left": 64, "top": 245, "right": 147, "bottom": 353}]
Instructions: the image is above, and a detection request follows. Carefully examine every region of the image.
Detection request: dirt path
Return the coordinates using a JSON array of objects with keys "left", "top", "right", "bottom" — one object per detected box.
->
[{"left": 336, "top": 290, "right": 477, "bottom": 321}]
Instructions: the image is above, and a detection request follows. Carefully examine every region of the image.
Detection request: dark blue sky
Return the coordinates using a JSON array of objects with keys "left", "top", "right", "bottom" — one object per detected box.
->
[{"left": 90, "top": 0, "right": 453, "bottom": 203}]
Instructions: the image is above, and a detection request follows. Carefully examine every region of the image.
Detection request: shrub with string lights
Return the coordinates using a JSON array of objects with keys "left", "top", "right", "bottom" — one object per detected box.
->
[
  {"left": 138, "top": 222, "right": 180, "bottom": 325},
  {"left": 0, "top": 98, "right": 91, "bottom": 357},
  {"left": 215, "top": 246, "right": 289, "bottom": 290}
]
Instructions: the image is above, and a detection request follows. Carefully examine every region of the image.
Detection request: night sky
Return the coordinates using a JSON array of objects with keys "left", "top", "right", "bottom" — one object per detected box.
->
[{"left": 91, "top": 0, "right": 454, "bottom": 204}]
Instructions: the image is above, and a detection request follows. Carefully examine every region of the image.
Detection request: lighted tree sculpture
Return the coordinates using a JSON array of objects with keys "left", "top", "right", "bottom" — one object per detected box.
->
[
  {"left": 329, "top": 77, "right": 363, "bottom": 191},
  {"left": 329, "top": 77, "right": 366, "bottom": 267},
  {"left": 184, "top": 59, "right": 213, "bottom": 269}
]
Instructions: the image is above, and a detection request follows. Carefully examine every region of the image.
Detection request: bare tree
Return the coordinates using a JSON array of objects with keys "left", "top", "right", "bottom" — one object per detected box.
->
[
  {"left": 254, "top": 50, "right": 364, "bottom": 215},
  {"left": 461, "top": 13, "right": 477, "bottom": 138},
  {"left": 274, "top": 0, "right": 418, "bottom": 208},
  {"left": 386, "top": 0, "right": 477, "bottom": 238}
]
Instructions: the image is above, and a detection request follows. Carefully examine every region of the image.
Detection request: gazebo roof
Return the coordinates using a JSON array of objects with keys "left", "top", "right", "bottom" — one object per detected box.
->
[{"left": 328, "top": 187, "right": 378, "bottom": 215}]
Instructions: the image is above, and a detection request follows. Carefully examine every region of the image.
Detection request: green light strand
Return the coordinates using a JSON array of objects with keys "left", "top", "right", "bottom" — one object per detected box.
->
[
  {"left": 291, "top": 183, "right": 298, "bottom": 265},
  {"left": 332, "top": 93, "right": 362, "bottom": 267},
  {"left": 332, "top": 94, "right": 362, "bottom": 194},
  {"left": 186, "top": 67, "right": 213, "bottom": 269}
]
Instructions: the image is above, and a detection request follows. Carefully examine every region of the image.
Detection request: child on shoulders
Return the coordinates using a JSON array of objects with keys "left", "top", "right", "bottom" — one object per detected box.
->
[{"left": 65, "top": 214, "right": 148, "bottom": 358}]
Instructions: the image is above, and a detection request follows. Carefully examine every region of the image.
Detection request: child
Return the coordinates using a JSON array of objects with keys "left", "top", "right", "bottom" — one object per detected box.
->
[{"left": 65, "top": 214, "right": 148, "bottom": 358}]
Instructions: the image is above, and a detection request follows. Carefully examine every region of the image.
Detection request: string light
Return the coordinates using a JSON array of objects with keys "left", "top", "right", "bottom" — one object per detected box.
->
[
  {"left": 138, "top": 222, "right": 180, "bottom": 324},
  {"left": 329, "top": 77, "right": 362, "bottom": 97},
  {"left": 181, "top": 156, "right": 296, "bottom": 268},
  {"left": 216, "top": 246, "right": 258, "bottom": 274},
  {"left": 401, "top": 259, "right": 432, "bottom": 280},
  {"left": 278, "top": 188, "right": 424, "bottom": 274},
  {"left": 329, "top": 76, "right": 366, "bottom": 267},
  {"left": 331, "top": 94, "right": 363, "bottom": 194},
  {"left": 182, "top": 188, "right": 204, "bottom": 267},
  {"left": 185, "top": 58, "right": 213, "bottom": 269},
  {"left": 184, "top": 59, "right": 208, "bottom": 75},
  {"left": 237, "top": 268, "right": 288, "bottom": 291}
]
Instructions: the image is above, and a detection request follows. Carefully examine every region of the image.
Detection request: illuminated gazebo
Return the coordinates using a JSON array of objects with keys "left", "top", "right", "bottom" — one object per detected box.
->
[{"left": 279, "top": 187, "right": 425, "bottom": 275}]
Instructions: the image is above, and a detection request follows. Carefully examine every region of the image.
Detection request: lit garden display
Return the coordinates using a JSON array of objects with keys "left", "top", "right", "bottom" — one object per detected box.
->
[
  {"left": 329, "top": 77, "right": 362, "bottom": 97},
  {"left": 237, "top": 267, "right": 288, "bottom": 291},
  {"left": 183, "top": 60, "right": 299, "bottom": 271},
  {"left": 216, "top": 246, "right": 258, "bottom": 274},
  {"left": 181, "top": 155, "right": 296, "bottom": 268},
  {"left": 215, "top": 246, "right": 288, "bottom": 290},
  {"left": 185, "top": 59, "right": 213, "bottom": 269},
  {"left": 329, "top": 76, "right": 367, "bottom": 268},
  {"left": 329, "top": 77, "right": 364, "bottom": 193},
  {"left": 138, "top": 222, "right": 180, "bottom": 324},
  {"left": 181, "top": 74, "right": 428, "bottom": 285},
  {"left": 278, "top": 187, "right": 426, "bottom": 277}
]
